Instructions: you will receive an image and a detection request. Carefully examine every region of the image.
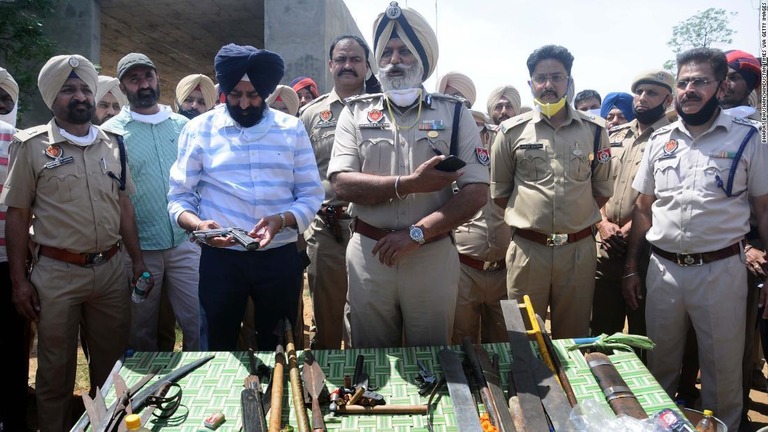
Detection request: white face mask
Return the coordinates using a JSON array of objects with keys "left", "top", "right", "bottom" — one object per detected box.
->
[
  {"left": 0, "top": 102, "right": 18, "bottom": 128},
  {"left": 385, "top": 88, "right": 422, "bottom": 107}
]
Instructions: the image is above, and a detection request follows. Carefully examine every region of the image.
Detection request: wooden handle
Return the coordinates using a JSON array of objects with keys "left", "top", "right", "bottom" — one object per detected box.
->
[
  {"left": 334, "top": 404, "right": 429, "bottom": 415},
  {"left": 286, "top": 323, "right": 311, "bottom": 432},
  {"left": 268, "top": 350, "right": 285, "bottom": 432},
  {"left": 347, "top": 386, "right": 365, "bottom": 406},
  {"left": 311, "top": 396, "right": 326, "bottom": 431}
]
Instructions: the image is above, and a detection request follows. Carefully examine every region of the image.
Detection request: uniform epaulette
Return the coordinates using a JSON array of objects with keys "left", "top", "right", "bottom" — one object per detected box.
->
[
  {"left": 609, "top": 122, "right": 631, "bottom": 134},
  {"left": 13, "top": 125, "right": 47, "bottom": 143},
  {"left": 300, "top": 93, "right": 330, "bottom": 114},
  {"left": 344, "top": 93, "right": 383, "bottom": 106},
  {"left": 650, "top": 123, "right": 675, "bottom": 139},
  {"left": 732, "top": 116, "right": 761, "bottom": 130},
  {"left": 429, "top": 93, "right": 464, "bottom": 103},
  {"left": 576, "top": 110, "right": 606, "bottom": 127},
  {"left": 498, "top": 111, "right": 534, "bottom": 134}
]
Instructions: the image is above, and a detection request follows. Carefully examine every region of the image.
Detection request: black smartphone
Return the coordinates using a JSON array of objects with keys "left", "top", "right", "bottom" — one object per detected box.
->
[{"left": 435, "top": 155, "right": 466, "bottom": 172}]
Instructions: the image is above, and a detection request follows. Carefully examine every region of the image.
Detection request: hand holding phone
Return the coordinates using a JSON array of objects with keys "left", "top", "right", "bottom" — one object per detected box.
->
[{"left": 434, "top": 155, "right": 466, "bottom": 172}]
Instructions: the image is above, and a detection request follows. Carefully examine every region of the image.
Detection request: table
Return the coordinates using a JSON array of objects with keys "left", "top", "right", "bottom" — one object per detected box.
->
[{"left": 80, "top": 341, "right": 681, "bottom": 431}]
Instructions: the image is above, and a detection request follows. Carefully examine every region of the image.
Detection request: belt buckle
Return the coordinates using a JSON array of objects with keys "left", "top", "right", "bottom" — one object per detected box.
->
[
  {"left": 89, "top": 252, "right": 105, "bottom": 266},
  {"left": 484, "top": 261, "right": 502, "bottom": 271},
  {"left": 546, "top": 233, "right": 568, "bottom": 247},
  {"left": 676, "top": 253, "right": 703, "bottom": 266}
]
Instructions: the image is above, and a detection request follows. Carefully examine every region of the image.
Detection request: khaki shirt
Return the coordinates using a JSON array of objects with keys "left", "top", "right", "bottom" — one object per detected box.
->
[
  {"left": 0, "top": 119, "right": 135, "bottom": 253},
  {"left": 633, "top": 112, "right": 768, "bottom": 253},
  {"left": 604, "top": 116, "right": 670, "bottom": 227},
  {"left": 300, "top": 89, "right": 355, "bottom": 207},
  {"left": 455, "top": 125, "right": 511, "bottom": 261},
  {"left": 491, "top": 107, "right": 613, "bottom": 233},
  {"left": 328, "top": 92, "right": 489, "bottom": 229}
]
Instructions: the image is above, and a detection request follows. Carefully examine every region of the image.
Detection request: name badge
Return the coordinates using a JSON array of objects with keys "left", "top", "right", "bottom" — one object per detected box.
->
[{"left": 519, "top": 143, "right": 543, "bottom": 150}]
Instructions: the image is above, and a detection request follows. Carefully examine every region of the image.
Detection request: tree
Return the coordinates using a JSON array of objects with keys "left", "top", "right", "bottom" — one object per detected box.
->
[
  {"left": 0, "top": 0, "right": 56, "bottom": 116},
  {"left": 664, "top": 8, "right": 737, "bottom": 71}
]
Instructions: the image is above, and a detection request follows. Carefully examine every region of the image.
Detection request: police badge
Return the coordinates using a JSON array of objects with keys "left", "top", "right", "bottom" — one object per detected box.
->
[
  {"left": 475, "top": 147, "right": 490, "bottom": 166},
  {"left": 43, "top": 144, "right": 75, "bottom": 169},
  {"left": 385, "top": 1, "right": 402, "bottom": 19}
]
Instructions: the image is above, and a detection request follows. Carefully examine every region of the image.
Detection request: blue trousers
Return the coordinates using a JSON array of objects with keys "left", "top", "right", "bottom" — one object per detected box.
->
[{"left": 198, "top": 243, "right": 302, "bottom": 351}]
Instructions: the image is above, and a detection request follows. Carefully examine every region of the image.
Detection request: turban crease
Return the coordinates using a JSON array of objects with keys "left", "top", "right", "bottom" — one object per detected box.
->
[
  {"left": 437, "top": 71, "right": 477, "bottom": 105},
  {"left": 176, "top": 74, "right": 217, "bottom": 110},
  {"left": 266, "top": 84, "right": 300, "bottom": 115},
  {"left": 486, "top": 85, "right": 521, "bottom": 118},
  {"left": 38, "top": 54, "right": 98, "bottom": 110}
]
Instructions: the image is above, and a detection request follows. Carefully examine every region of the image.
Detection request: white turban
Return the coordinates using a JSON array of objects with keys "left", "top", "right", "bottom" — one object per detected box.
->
[
  {"left": 373, "top": 2, "right": 439, "bottom": 81},
  {"left": 437, "top": 71, "right": 476, "bottom": 105},
  {"left": 266, "top": 84, "right": 300, "bottom": 116},
  {"left": 486, "top": 85, "right": 521, "bottom": 118},
  {"left": 175, "top": 74, "right": 217, "bottom": 112},
  {"left": 0, "top": 67, "right": 19, "bottom": 127},
  {"left": 95, "top": 75, "right": 128, "bottom": 108},
  {"left": 37, "top": 54, "right": 98, "bottom": 110}
]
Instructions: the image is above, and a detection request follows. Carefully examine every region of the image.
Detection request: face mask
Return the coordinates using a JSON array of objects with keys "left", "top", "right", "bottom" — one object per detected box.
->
[
  {"left": 0, "top": 102, "right": 18, "bottom": 128},
  {"left": 534, "top": 96, "right": 566, "bottom": 117},
  {"left": 178, "top": 108, "right": 201, "bottom": 119},
  {"left": 385, "top": 88, "right": 422, "bottom": 107},
  {"left": 633, "top": 102, "right": 666, "bottom": 125},
  {"left": 675, "top": 90, "right": 720, "bottom": 126}
]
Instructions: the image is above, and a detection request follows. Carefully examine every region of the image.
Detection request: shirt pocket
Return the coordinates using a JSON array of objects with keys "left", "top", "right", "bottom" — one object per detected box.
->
[
  {"left": 653, "top": 156, "right": 681, "bottom": 193},
  {"left": 45, "top": 164, "right": 84, "bottom": 202},
  {"left": 703, "top": 157, "right": 746, "bottom": 196},
  {"left": 359, "top": 134, "right": 395, "bottom": 175},
  {"left": 566, "top": 149, "right": 592, "bottom": 182},
  {"left": 515, "top": 148, "right": 549, "bottom": 181}
]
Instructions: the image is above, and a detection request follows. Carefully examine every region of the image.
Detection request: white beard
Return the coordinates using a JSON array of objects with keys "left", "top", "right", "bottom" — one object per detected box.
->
[{"left": 378, "top": 62, "right": 424, "bottom": 92}]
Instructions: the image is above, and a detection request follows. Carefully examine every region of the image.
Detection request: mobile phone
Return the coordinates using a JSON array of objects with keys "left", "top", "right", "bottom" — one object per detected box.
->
[{"left": 435, "top": 155, "right": 466, "bottom": 172}]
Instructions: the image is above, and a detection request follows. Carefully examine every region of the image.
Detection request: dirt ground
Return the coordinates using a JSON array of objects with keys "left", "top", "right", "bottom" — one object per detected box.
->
[{"left": 24, "top": 279, "right": 768, "bottom": 431}]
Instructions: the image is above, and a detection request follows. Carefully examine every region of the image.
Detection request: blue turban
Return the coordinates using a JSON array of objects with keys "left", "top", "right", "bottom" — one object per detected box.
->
[
  {"left": 600, "top": 92, "right": 635, "bottom": 122},
  {"left": 214, "top": 44, "right": 285, "bottom": 97}
]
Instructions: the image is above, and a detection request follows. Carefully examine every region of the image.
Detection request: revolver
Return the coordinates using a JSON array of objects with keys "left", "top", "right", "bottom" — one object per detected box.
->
[{"left": 192, "top": 227, "right": 260, "bottom": 251}]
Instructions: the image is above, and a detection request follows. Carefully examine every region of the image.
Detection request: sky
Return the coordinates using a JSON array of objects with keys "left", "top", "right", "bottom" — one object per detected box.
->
[{"left": 342, "top": 0, "right": 763, "bottom": 111}]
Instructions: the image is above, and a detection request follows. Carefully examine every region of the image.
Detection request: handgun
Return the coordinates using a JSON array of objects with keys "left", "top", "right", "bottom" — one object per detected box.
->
[{"left": 192, "top": 227, "right": 260, "bottom": 251}]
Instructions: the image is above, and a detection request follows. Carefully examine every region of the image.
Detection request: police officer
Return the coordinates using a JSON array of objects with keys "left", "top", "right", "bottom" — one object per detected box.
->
[
  {"left": 1, "top": 54, "right": 149, "bottom": 432},
  {"left": 592, "top": 69, "right": 674, "bottom": 341},
  {"left": 491, "top": 44, "right": 613, "bottom": 339},
  {"left": 486, "top": 85, "right": 521, "bottom": 126},
  {"left": 300, "top": 34, "right": 372, "bottom": 349},
  {"left": 328, "top": 2, "right": 488, "bottom": 348}
]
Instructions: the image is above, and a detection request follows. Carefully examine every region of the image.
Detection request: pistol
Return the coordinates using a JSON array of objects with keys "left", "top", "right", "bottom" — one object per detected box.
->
[{"left": 192, "top": 227, "right": 260, "bottom": 251}]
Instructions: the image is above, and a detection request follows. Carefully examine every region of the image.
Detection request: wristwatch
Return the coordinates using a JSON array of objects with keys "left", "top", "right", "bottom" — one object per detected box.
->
[{"left": 409, "top": 225, "right": 426, "bottom": 245}]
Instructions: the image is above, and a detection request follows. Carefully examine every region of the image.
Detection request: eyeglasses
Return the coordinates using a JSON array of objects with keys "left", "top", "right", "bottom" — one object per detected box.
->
[
  {"left": 676, "top": 78, "right": 715, "bottom": 90},
  {"left": 531, "top": 74, "right": 568, "bottom": 85}
]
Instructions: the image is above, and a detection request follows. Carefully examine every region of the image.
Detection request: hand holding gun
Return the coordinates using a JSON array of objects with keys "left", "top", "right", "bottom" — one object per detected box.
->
[{"left": 192, "top": 227, "right": 260, "bottom": 251}]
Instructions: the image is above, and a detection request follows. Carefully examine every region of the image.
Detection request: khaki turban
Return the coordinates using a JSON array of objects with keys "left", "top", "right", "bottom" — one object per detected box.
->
[
  {"left": 470, "top": 109, "right": 490, "bottom": 125},
  {"left": 37, "top": 54, "right": 98, "bottom": 110},
  {"left": 266, "top": 84, "right": 300, "bottom": 115},
  {"left": 95, "top": 75, "right": 128, "bottom": 108},
  {"left": 437, "top": 71, "right": 476, "bottom": 105},
  {"left": 373, "top": 2, "right": 439, "bottom": 81},
  {"left": 486, "top": 85, "right": 521, "bottom": 117},
  {"left": 0, "top": 67, "right": 19, "bottom": 105},
  {"left": 176, "top": 74, "right": 217, "bottom": 112}
]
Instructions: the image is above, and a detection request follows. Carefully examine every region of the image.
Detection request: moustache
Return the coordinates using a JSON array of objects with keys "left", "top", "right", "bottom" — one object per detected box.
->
[
  {"left": 137, "top": 88, "right": 156, "bottom": 97},
  {"left": 68, "top": 100, "right": 93, "bottom": 110},
  {"left": 681, "top": 95, "right": 701, "bottom": 103},
  {"left": 338, "top": 69, "right": 358, "bottom": 77}
]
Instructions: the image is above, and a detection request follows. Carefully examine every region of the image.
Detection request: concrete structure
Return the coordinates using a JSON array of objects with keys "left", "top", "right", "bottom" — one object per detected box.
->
[{"left": 18, "top": 0, "right": 364, "bottom": 127}]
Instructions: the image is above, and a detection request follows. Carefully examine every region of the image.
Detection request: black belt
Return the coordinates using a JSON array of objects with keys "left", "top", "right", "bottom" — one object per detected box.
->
[{"left": 651, "top": 242, "right": 742, "bottom": 266}]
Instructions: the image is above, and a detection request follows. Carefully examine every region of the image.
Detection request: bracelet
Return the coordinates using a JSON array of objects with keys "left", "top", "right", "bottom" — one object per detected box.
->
[
  {"left": 277, "top": 212, "right": 286, "bottom": 233},
  {"left": 745, "top": 244, "right": 754, "bottom": 252},
  {"left": 621, "top": 272, "right": 638, "bottom": 279},
  {"left": 394, "top": 175, "right": 407, "bottom": 200}
]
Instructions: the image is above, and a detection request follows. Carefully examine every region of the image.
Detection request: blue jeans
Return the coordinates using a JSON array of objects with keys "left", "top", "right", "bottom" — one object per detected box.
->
[{"left": 198, "top": 243, "right": 302, "bottom": 351}]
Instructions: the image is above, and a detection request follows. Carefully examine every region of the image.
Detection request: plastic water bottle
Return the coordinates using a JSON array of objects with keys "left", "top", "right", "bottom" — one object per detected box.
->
[
  {"left": 124, "top": 413, "right": 151, "bottom": 431},
  {"left": 695, "top": 409, "right": 716, "bottom": 432},
  {"left": 131, "top": 271, "right": 151, "bottom": 303}
]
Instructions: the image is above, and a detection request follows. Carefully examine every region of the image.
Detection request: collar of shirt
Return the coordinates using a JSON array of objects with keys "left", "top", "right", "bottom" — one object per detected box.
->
[
  {"left": 46, "top": 118, "right": 110, "bottom": 145},
  {"left": 530, "top": 104, "right": 582, "bottom": 127},
  {"left": 672, "top": 108, "right": 732, "bottom": 140}
]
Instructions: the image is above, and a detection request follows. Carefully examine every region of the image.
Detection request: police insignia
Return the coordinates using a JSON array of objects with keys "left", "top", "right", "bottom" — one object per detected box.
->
[
  {"left": 419, "top": 120, "right": 446, "bottom": 130},
  {"left": 68, "top": 56, "right": 79, "bottom": 68},
  {"left": 385, "top": 1, "right": 402, "bottom": 19},
  {"left": 367, "top": 109, "right": 384, "bottom": 123},
  {"left": 42, "top": 144, "right": 74, "bottom": 169},
  {"left": 656, "top": 72, "right": 666, "bottom": 81},
  {"left": 597, "top": 148, "right": 611, "bottom": 164},
  {"left": 44, "top": 144, "right": 62, "bottom": 159},
  {"left": 475, "top": 147, "right": 490, "bottom": 166},
  {"left": 320, "top": 110, "right": 333, "bottom": 122},
  {"left": 663, "top": 139, "right": 678, "bottom": 156}
]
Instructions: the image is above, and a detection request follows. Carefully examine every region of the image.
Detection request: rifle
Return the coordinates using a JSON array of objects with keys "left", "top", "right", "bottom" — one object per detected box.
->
[
  {"left": 191, "top": 227, "right": 260, "bottom": 250},
  {"left": 242, "top": 349, "right": 268, "bottom": 432}
]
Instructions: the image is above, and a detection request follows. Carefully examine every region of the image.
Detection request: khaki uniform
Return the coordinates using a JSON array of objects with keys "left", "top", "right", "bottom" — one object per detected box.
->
[
  {"left": 490, "top": 107, "right": 613, "bottom": 338},
  {"left": 300, "top": 90, "right": 355, "bottom": 349},
  {"left": 592, "top": 116, "right": 669, "bottom": 338},
  {"left": 328, "top": 92, "right": 489, "bottom": 348},
  {"left": 633, "top": 113, "right": 768, "bottom": 432},
  {"left": 452, "top": 126, "right": 511, "bottom": 343},
  {"left": 0, "top": 120, "right": 134, "bottom": 432}
]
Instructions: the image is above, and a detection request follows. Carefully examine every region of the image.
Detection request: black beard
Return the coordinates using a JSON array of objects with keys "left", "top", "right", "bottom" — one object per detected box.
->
[
  {"left": 675, "top": 91, "right": 720, "bottom": 126},
  {"left": 178, "top": 108, "right": 201, "bottom": 119},
  {"left": 67, "top": 100, "right": 94, "bottom": 124},
  {"left": 227, "top": 102, "right": 265, "bottom": 127},
  {"left": 127, "top": 86, "right": 160, "bottom": 109}
]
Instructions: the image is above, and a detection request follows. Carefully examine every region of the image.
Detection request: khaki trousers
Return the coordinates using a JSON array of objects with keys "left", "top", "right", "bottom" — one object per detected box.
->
[{"left": 451, "top": 263, "right": 508, "bottom": 344}]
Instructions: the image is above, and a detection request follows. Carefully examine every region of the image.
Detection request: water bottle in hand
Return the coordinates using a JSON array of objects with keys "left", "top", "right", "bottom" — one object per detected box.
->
[{"left": 131, "top": 272, "right": 151, "bottom": 303}]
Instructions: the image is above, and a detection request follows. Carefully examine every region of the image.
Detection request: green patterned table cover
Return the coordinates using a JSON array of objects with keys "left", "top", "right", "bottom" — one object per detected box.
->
[{"left": 84, "top": 341, "right": 680, "bottom": 431}]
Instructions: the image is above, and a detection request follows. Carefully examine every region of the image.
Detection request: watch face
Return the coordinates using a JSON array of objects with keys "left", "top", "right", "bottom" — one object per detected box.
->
[{"left": 409, "top": 225, "right": 425, "bottom": 244}]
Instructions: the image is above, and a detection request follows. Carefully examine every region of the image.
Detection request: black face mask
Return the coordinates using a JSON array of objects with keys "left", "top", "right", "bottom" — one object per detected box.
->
[
  {"left": 675, "top": 87, "right": 720, "bottom": 126},
  {"left": 633, "top": 102, "right": 666, "bottom": 125},
  {"left": 226, "top": 102, "right": 265, "bottom": 128},
  {"left": 178, "top": 108, "right": 200, "bottom": 119}
]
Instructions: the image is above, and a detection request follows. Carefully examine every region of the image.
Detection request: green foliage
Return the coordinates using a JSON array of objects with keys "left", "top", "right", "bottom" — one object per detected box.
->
[
  {"left": 0, "top": 0, "right": 56, "bottom": 114},
  {"left": 664, "top": 8, "right": 737, "bottom": 72}
]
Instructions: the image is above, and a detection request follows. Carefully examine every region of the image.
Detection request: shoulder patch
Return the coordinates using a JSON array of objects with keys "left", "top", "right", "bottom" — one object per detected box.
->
[
  {"left": 14, "top": 125, "right": 47, "bottom": 142},
  {"left": 499, "top": 111, "right": 533, "bottom": 134}
]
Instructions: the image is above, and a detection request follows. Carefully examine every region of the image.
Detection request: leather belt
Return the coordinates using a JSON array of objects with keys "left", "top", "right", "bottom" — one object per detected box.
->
[
  {"left": 353, "top": 218, "right": 449, "bottom": 243},
  {"left": 459, "top": 253, "right": 505, "bottom": 272},
  {"left": 318, "top": 204, "right": 351, "bottom": 220},
  {"left": 514, "top": 227, "right": 593, "bottom": 246},
  {"left": 39, "top": 243, "right": 121, "bottom": 267},
  {"left": 651, "top": 242, "right": 741, "bottom": 266}
]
